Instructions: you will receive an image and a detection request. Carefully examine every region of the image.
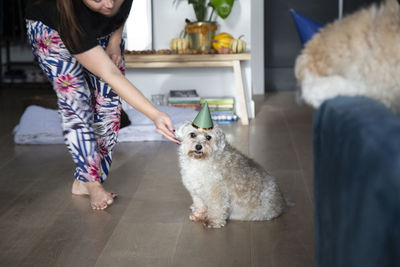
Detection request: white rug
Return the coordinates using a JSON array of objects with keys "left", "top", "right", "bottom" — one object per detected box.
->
[{"left": 13, "top": 105, "right": 198, "bottom": 144}]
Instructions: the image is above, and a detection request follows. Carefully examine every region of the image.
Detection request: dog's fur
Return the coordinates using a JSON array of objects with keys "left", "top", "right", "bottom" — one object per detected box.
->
[
  {"left": 176, "top": 121, "right": 284, "bottom": 228},
  {"left": 295, "top": 0, "right": 400, "bottom": 113}
]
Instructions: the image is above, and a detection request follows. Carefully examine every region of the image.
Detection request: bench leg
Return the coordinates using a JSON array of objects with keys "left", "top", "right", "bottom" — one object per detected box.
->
[{"left": 232, "top": 60, "right": 249, "bottom": 125}]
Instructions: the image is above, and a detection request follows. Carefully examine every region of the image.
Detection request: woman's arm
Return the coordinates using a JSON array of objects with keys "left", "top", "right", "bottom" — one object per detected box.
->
[{"left": 74, "top": 46, "right": 179, "bottom": 143}]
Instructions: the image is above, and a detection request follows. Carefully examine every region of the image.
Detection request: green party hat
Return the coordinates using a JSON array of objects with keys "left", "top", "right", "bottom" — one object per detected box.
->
[{"left": 192, "top": 101, "right": 214, "bottom": 130}]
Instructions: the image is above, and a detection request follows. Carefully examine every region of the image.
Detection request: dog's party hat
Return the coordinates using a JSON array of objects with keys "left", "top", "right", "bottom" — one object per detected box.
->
[
  {"left": 192, "top": 102, "right": 214, "bottom": 130},
  {"left": 290, "top": 9, "right": 323, "bottom": 45}
]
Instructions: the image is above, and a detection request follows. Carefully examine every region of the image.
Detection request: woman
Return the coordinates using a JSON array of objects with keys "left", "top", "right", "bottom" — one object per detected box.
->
[{"left": 25, "top": 0, "right": 179, "bottom": 210}]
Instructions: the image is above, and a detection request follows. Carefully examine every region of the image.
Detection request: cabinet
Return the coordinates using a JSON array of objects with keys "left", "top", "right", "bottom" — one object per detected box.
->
[{"left": 0, "top": 40, "right": 51, "bottom": 89}]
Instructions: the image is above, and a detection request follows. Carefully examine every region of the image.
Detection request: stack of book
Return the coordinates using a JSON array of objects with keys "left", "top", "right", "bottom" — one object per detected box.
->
[
  {"left": 200, "top": 97, "right": 238, "bottom": 123},
  {"left": 167, "top": 89, "right": 201, "bottom": 110}
]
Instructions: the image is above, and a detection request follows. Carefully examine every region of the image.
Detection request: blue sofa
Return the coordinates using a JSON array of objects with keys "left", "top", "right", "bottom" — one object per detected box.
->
[{"left": 313, "top": 96, "right": 400, "bottom": 267}]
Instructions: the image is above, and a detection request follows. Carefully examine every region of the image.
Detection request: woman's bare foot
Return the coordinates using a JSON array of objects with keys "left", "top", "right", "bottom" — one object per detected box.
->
[{"left": 72, "top": 180, "right": 117, "bottom": 210}]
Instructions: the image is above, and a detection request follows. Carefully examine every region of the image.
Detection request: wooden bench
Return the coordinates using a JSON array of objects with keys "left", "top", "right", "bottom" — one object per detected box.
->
[{"left": 124, "top": 53, "right": 251, "bottom": 125}]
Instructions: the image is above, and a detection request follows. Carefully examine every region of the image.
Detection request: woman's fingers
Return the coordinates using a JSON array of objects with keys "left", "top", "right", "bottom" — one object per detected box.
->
[
  {"left": 156, "top": 124, "right": 180, "bottom": 144},
  {"left": 111, "top": 54, "right": 122, "bottom": 67},
  {"left": 156, "top": 128, "right": 179, "bottom": 143},
  {"left": 154, "top": 113, "right": 180, "bottom": 144}
]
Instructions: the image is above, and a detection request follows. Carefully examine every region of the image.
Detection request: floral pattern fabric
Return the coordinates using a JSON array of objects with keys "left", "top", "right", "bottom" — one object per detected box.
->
[{"left": 26, "top": 20, "right": 124, "bottom": 183}]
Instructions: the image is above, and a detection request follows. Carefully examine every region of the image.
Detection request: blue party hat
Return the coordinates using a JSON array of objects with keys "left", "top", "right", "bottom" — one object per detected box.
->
[{"left": 290, "top": 9, "right": 323, "bottom": 45}]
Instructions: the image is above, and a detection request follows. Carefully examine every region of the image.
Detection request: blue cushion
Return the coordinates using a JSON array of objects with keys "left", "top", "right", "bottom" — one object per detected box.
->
[{"left": 313, "top": 96, "right": 400, "bottom": 267}]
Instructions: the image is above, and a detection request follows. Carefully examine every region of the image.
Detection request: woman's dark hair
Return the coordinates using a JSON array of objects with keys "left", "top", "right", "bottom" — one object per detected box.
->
[{"left": 56, "top": 0, "right": 83, "bottom": 51}]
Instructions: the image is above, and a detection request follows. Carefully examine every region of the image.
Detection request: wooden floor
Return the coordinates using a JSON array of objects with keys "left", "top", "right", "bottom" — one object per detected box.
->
[{"left": 0, "top": 87, "right": 315, "bottom": 267}]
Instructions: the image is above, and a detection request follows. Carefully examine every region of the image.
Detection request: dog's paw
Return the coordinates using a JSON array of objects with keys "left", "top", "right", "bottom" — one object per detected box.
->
[
  {"left": 189, "top": 205, "right": 207, "bottom": 221},
  {"left": 203, "top": 218, "right": 226, "bottom": 228},
  {"left": 189, "top": 211, "right": 206, "bottom": 222}
]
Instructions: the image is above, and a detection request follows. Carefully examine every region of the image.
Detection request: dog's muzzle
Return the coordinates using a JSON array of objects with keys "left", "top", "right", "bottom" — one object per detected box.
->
[
  {"left": 194, "top": 144, "right": 204, "bottom": 155},
  {"left": 188, "top": 143, "right": 207, "bottom": 159}
]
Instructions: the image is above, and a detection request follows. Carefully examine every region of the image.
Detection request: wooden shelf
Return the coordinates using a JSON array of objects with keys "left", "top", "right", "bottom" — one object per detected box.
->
[{"left": 125, "top": 53, "right": 251, "bottom": 62}]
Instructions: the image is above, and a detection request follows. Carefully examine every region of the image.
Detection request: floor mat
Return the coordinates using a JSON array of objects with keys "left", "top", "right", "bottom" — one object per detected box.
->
[{"left": 13, "top": 105, "right": 198, "bottom": 144}]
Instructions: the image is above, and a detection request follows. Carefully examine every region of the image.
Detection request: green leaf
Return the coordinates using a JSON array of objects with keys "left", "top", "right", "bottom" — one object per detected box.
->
[
  {"left": 188, "top": 0, "right": 207, "bottom": 21},
  {"left": 210, "top": 0, "right": 234, "bottom": 19}
]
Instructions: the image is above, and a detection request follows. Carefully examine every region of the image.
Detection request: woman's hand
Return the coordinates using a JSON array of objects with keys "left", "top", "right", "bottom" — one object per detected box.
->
[
  {"left": 106, "top": 44, "right": 122, "bottom": 68},
  {"left": 152, "top": 111, "right": 180, "bottom": 144},
  {"left": 106, "top": 23, "right": 124, "bottom": 68}
]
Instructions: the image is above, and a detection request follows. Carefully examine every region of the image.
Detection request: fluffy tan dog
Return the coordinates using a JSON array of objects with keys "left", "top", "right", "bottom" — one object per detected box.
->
[
  {"left": 176, "top": 121, "right": 284, "bottom": 228},
  {"left": 295, "top": 0, "right": 400, "bottom": 113}
]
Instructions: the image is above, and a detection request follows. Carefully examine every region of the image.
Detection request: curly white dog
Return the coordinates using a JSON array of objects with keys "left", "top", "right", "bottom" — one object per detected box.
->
[
  {"left": 295, "top": 0, "right": 400, "bottom": 113},
  {"left": 176, "top": 121, "right": 284, "bottom": 228}
]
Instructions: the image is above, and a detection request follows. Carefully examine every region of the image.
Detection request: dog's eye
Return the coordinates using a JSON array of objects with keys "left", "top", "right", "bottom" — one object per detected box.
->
[
  {"left": 206, "top": 135, "right": 212, "bottom": 141},
  {"left": 190, "top": 133, "right": 196, "bottom": 138}
]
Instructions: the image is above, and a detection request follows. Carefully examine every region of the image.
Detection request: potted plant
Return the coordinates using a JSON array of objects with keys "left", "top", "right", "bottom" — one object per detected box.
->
[{"left": 173, "top": 0, "right": 235, "bottom": 52}]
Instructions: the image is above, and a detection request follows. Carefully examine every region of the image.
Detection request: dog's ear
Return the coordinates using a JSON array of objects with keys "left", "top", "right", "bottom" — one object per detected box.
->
[
  {"left": 175, "top": 121, "right": 192, "bottom": 141},
  {"left": 213, "top": 125, "right": 226, "bottom": 151}
]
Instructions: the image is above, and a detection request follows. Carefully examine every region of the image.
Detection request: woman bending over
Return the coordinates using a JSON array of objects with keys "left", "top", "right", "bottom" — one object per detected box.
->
[{"left": 25, "top": 0, "right": 179, "bottom": 210}]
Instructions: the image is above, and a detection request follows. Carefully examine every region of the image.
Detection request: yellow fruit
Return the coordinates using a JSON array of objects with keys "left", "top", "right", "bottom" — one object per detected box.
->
[
  {"left": 170, "top": 37, "right": 189, "bottom": 53},
  {"left": 212, "top": 32, "right": 234, "bottom": 50},
  {"left": 230, "top": 35, "right": 246, "bottom": 53}
]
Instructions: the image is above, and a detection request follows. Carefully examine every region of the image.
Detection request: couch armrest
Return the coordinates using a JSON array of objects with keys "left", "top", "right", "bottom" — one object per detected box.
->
[{"left": 313, "top": 96, "right": 400, "bottom": 267}]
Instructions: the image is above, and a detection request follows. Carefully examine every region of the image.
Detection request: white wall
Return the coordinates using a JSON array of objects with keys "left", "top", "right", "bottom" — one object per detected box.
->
[
  {"left": 251, "top": 0, "right": 264, "bottom": 103},
  {"left": 124, "top": 0, "right": 260, "bottom": 118}
]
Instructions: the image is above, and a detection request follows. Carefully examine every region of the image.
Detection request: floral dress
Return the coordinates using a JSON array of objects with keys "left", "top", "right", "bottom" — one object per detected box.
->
[{"left": 26, "top": 20, "right": 125, "bottom": 183}]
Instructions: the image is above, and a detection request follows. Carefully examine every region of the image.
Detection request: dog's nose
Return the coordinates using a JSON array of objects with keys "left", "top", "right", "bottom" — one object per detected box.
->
[{"left": 195, "top": 144, "right": 202, "bottom": 151}]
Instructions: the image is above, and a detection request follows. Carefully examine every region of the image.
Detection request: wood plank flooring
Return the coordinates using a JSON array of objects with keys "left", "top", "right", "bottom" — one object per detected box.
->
[{"left": 0, "top": 88, "right": 315, "bottom": 267}]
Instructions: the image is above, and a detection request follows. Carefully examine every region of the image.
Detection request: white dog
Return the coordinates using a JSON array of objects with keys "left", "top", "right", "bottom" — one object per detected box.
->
[
  {"left": 176, "top": 121, "right": 284, "bottom": 228},
  {"left": 295, "top": 0, "right": 400, "bottom": 113}
]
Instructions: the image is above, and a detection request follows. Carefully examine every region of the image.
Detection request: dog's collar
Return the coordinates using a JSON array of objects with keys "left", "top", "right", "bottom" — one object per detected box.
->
[{"left": 192, "top": 123, "right": 213, "bottom": 131}]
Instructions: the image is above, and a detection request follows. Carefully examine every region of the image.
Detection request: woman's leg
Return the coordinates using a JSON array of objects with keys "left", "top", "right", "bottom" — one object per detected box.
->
[
  {"left": 26, "top": 20, "right": 116, "bottom": 209},
  {"left": 84, "top": 36, "right": 125, "bottom": 181}
]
